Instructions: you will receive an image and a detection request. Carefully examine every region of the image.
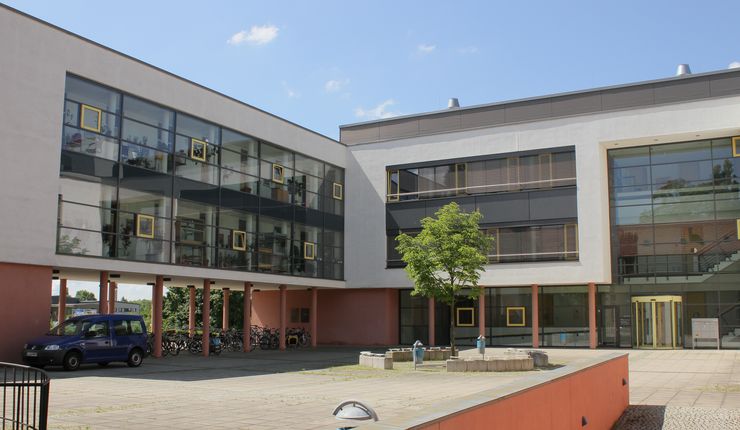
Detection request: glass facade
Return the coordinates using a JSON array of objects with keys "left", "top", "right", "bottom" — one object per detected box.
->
[{"left": 57, "top": 75, "right": 344, "bottom": 280}]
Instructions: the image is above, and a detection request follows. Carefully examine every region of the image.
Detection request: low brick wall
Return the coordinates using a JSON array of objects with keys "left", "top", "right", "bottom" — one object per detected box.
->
[
  {"left": 386, "top": 348, "right": 451, "bottom": 362},
  {"left": 447, "top": 356, "right": 534, "bottom": 372},
  {"left": 359, "top": 352, "right": 393, "bottom": 370},
  {"left": 358, "top": 352, "right": 630, "bottom": 430}
]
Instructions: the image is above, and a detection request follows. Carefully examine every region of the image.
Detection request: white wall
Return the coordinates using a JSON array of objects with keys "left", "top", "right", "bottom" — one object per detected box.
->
[{"left": 345, "top": 97, "right": 740, "bottom": 288}]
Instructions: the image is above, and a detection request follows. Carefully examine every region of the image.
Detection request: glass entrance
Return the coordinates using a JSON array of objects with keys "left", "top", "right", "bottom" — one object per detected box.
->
[{"left": 632, "top": 296, "right": 683, "bottom": 349}]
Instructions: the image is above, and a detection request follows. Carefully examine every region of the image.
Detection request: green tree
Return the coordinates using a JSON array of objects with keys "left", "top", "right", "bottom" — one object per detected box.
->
[
  {"left": 162, "top": 287, "right": 245, "bottom": 331},
  {"left": 396, "top": 202, "right": 492, "bottom": 356},
  {"left": 75, "top": 289, "right": 96, "bottom": 301},
  {"left": 131, "top": 299, "right": 152, "bottom": 329}
]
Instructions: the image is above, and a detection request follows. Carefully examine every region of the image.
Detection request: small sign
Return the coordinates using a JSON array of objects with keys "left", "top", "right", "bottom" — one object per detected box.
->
[{"left": 691, "top": 318, "right": 720, "bottom": 350}]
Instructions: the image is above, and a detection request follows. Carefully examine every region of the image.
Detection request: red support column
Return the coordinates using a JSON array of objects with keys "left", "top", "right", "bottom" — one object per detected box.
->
[
  {"left": 310, "top": 288, "right": 318, "bottom": 348},
  {"left": 222, "top": 288, "right": 230, "bottom": 330},
  {"left": 202, "top": 279, "right": 211, "bottom": 357},
  {"left": 99, "top": 271, "right": 109, "bottom": 314},
  {"left": 588, "top": 282, "right": 597, "bottom": 349},
  {"left": 152, "top": 276, "right": 164, "bottom": 358},
  {"left": 108, "top": 281, "right": 117, "bottom": 314},
  {"left": 58, "top": 279, "right": 67, "bottom": 326},
  {"left": 478, "top": 289, "right": 486, "bottom": 337},
  {"left": 428, "top": 297, "right": 436, "bottom": 347},
  {"left": 243, "top": 283, "right": 252, "bottom": 352},
  {"left": 532, "top": 284, "right": 540, "bottom": 348},
  {"left": 279, "top": 285, "right": 287, "bottom": 351},
  {"left": 188, "top": 285, "right": 196, "bottom": 336}
]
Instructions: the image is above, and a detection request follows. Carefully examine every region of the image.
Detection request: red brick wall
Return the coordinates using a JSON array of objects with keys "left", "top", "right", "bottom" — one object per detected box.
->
[{"left": 0, "top": 263, "right": 52, "bottom": 363}]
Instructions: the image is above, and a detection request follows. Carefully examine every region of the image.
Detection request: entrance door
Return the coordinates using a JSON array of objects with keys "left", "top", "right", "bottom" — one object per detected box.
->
[
  {"left": 632, "top": 296, "right": 683, "bottom": 349},
  {"left": 601, "top": 305, "right": 619, "bottom": 347}
]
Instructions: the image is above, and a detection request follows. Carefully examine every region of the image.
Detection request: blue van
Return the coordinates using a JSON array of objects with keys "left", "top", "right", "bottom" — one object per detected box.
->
[{"left": 22, "top": 314, "right": 148, "bottom": 371}]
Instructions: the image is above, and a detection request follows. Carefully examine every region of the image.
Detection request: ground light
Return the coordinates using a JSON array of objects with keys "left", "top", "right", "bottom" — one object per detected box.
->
[{"left": 332, "top": 400, "right": 379, "bottom": 429}]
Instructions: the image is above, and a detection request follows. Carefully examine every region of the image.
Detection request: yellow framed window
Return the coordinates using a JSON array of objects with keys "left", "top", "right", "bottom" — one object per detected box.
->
[
  {"left": 732, "top": 136, "right": 740, "bottom": 157},
  {"left": 506, "top": 307, "right": 526, "bottom": 327},
  {"left": 190, "top": 138, "right": 207, "bottom": 162},
  {"left": 135, "top": 214, "right": 155, "bottom": 239},
  {"left": 272, "top": 163, "right": 286, "bottom": 184},
  {"left": 303, "top": 242, "right": 316, "bottom": 260},
  {"left": 332, "top": 182, "right": 344, "bottom": 200},
  {"left": 232, "top": 230, "right": 247, "bottom": 251},
  {"left": 456, "top": 307, "right": 475, "bottom": 327},
  {"left": 80, "top": 104, "right": 102, "bottom": 133}
]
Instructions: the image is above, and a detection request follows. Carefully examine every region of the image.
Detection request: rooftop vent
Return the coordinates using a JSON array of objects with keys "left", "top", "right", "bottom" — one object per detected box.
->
[
  {"left": 676, "top": 64, "right": 691, "bottom": 76},
  {"left": 447, "top": 98, "right": 460, "bottom": 109}
]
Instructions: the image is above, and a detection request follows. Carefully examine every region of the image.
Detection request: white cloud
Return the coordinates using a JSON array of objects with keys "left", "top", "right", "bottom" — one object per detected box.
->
[
  {"left": 729, "top": 61, "right": 740, "bottom": 69},
  {"left": 458, "top": 46, "right": 479, "bottom": 55},
  {"left": 227, "top": 25, "right": 279, "bottom": 46},
  {"left": 417, "top": 44, "right": 436, "bottom": 54},
  {"left": 282, "top": 81, "right": 300, "bottom": 98},
  {"left": 354, "top": 99, "right": 400, "bottom": 120},
  {"left": 325, "top": 78, "right": 350, "bottom": 93}
]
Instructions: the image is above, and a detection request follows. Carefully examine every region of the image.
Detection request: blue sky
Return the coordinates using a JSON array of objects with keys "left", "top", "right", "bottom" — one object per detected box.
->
[
  {"left": 6, "top": 0, "right": 740, "bottom": 141},
  {"left": 8, "top": 0, "right": 740, "bottom": 299}
]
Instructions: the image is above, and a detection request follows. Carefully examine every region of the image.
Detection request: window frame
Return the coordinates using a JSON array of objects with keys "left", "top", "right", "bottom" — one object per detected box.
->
[
  {"left": 80, "top": 104, "right": 103, "bottom": 133},
  {"left": 332, "top": 182, "right": 343, "bottom": 200},
  {"left": 506, "top": 306, "right": 526, "bottom": 327},
  {"left": 303, "top": 241, "right": 316, "bottom": 260},
  {"left": 456, "top": 307, "right": 475, "bottom": 327},
  {"left": 135, "top": 214, "right": 155, "bottom": 239},
  {"left": 232, "top": 230, "right": 247, "bottom": 251},
  {"left": 190, "top": 138, "right": 207, "bottom": 162},
  {"left": 272, "top": 163, "right": 286, "bottom": 184}
]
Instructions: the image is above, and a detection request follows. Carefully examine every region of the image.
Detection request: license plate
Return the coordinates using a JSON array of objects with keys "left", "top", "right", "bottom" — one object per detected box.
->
[{"left": 25, "top": 351, "right": 38, "bottom": 357}]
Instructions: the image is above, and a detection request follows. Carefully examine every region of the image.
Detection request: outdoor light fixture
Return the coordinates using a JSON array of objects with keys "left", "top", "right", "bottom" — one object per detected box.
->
[
  {"left": 163, "top": 277, "right": 171, "bottom": 282},
  {"left": 332, "top": 400, "right": 378, "bottom": 429},
  {"left": 109, "top": 273, "right": 121, "bottom": 278},
  {"left": 52, "top": 269, "right": 60, "bottom": 274},
  {"left": 146, "top": 282, "right": 155, "bottom": 286}
]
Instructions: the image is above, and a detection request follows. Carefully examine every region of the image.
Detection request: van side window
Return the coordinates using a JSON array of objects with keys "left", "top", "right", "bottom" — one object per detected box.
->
[
  {"left": 114, "top": 320, "right": 129, "bottom": 336},
  {"left": 130, "top": 320, "right": 144, "bottom": 334},
  {"left": 87, "top": 321, "right": 109, "bottom": 338}
]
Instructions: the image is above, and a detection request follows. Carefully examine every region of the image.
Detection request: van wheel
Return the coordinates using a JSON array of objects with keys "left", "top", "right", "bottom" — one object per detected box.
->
[
  {"left": 127, "top": 349, "right": 143, "bottom": 367},
  {"left": 63, "top": 351, "right": 81, "bottom": 371}
]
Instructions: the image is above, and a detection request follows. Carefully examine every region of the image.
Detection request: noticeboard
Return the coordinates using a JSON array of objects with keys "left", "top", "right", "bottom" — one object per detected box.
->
[{"left": 691, "top": 318, "right": 720, "bottom": 350}]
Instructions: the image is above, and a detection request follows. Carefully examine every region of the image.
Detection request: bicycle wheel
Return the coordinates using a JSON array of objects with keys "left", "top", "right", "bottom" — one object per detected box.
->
[{"left": 259, "top": 335, "right": 271, "bottom": 350}]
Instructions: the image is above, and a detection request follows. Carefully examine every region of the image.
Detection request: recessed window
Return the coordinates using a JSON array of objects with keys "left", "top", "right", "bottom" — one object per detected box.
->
[
  {"left": 290, "top": 307, "right": 311, "bottom": 323},
  {"left": 135, "top": 214, "right": 155, "bottom": 239},
  {"left": 733, "top": 137, "right": 740, "bottom": 157},
  {"left": 80, "top": 104, "right": 102, "bottom": 133},
  {"left": 232, "top": 230, "right": 247, "bottom": 251},
  {"left": 506, "top": 307, "right": 526, "bottom": 327},
  {"left": 303, "top": 242, "right": 316, "bottom": 260},
  {"left": 387, "top": 170, "right": 399, "bottom": 201},
  {"left": 456, "top": 307, "right": 475, "bottom": 327},
  {"left": 190, "top": 138, "right": 207, "bottom": 162},
  {"left": 332, "top": 182, "right": 343, "bottom": 200},
  {"left": 272, "top": 163, "right": 286, "bottom": 184}
]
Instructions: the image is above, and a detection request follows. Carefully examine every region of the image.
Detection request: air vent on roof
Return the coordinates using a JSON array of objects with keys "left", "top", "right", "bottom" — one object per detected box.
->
[
  {"left": 448, "top": 98, "right": 460, "bottom": 109},
  {"left": 676, "top": 64, "right": 691, "bottom": 76}
]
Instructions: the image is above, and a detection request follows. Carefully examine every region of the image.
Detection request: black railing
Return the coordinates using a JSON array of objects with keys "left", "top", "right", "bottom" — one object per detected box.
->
[{"left": 1, "top": 362, "right": 49, "bottom": 430}]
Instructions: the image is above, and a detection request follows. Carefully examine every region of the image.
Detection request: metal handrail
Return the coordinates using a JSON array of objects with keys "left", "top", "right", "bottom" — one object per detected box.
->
[{"left": 1, "top": 362, "right": 49, "bottom": 430}]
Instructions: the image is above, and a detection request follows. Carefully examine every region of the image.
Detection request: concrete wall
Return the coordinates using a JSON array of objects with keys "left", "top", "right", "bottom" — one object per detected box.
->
[
  {"left": 345, "top": 97, "right": 740, "bottom": 288},
  {"left": 0, "top": 263, "right": 52, "bottom": 363}
]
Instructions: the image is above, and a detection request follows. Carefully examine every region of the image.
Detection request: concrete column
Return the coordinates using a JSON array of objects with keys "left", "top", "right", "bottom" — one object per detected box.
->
[
  {"left": 202, "top": 279, "right": 211, "bottom": 357},
  {"left": 243, "top": 282, "right": 252, "bottom": 352},
  {"left": 311, "top": 288, "right": 318, "bottom": 348},
  {"left": 428, "top": 297, "right": 436, "bottom": 347},
  {"left": 532, "top": 284, "right": 539, "bottom": 348},
  {"left": 108, "top": 281, "right": 117, "bottom": 315},
  {"left": 222, "top": 288, "right": 230, "bottom": 330},
  {"left": 188, "top": 285, "right": 196, "bottom": 336},
  {"left": 478, "top": 289, "right": 486, "bottom": 338},
  {"left": 152, "top": 276, "right": 164, "bottom": 358},
  {"left": 98, "top": 271, "right": 109, "bottom": 314},
  {"left": 588, "top": 282, "right": 597, "bottom": 349},
  {"left": 58, "top": 279, "right": 67, "bottom": 326},
  {"left": 279, "top": 285, "right": 287, "bottom": 351}
]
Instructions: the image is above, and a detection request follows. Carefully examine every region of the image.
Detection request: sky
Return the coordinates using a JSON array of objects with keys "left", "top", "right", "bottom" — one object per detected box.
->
[{"left": 8, "top": 0, "right": 740, "bottom": 299}]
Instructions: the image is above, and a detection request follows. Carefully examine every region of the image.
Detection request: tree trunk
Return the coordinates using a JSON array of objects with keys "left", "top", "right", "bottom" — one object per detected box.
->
[{"left": 450, "top": 302, "right": 456, "bottom": 357}]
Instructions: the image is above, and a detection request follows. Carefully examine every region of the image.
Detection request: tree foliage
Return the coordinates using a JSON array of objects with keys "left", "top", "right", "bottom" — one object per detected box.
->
[
  {"left": 74, "top": 289, "right": 96, "bottom": 301},
  {"left": 396, "top": 202, "right": 492, "bottom": 354},
  {"left": 162, "top": 288, "right": 245, "bottom": 331}
]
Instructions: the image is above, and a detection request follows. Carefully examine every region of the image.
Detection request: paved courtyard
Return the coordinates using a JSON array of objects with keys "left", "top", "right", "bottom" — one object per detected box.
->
[{"left": 41, "top": 347, "right": 740, "bottom": 429}]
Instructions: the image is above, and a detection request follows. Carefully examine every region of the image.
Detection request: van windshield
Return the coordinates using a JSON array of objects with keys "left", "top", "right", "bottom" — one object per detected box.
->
[{"left": 47, "top": 320, "right": 91, "bottom": 336}]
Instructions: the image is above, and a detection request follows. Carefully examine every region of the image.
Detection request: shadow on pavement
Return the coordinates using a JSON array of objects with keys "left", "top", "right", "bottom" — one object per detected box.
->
[{"left": 613, "top": 405, "right": 666, "bottom": 430}]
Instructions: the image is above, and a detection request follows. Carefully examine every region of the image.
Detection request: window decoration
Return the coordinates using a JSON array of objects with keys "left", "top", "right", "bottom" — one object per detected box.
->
[
  {"left": 506, "top": 307, "right": 526, "bottom": 327},
  {"left": 80, "top": 104, "right": 102, "bottom": 133},
  {"left": 190, "top": 138, "right": 207, "bottom": 162},
  {"left": 303, "top": 242, "right": 316, "bottom": 260},
  {"left": 232, "top": 230, "right": 247, "bottom": 251},
  {"left": 135, "top": 214, "right": 155, "bottom": 239},
  {"left": 332, "top": 182, "right": 344, "bottom": 200},
  {"left": 733, "top": 137, "right": 740, "bottom": 157},
  {"left": 272, "top": 163, "right": 285, "bottom": 184},
  {"left": 456, "top": 307, "right": 475, "bottom": 327}
]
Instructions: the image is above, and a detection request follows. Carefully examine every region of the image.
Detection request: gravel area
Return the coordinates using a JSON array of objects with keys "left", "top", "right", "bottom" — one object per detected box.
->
[{"left": 613, "top": 405, "right": 740, "bottom": 430}]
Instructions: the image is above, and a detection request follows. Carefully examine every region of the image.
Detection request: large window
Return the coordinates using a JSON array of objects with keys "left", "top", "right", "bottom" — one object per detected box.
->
[{"left": 57, "top": 75, "right": 344, "bottom": 280}]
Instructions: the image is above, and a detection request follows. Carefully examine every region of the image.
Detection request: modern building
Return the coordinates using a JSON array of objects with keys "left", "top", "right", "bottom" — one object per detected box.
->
[
  {"left": 2, "top": 4, "right": 740, "bottom": 362},
  {"left": 51, "top": 296, "right": 141, "bottom": 322}
]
